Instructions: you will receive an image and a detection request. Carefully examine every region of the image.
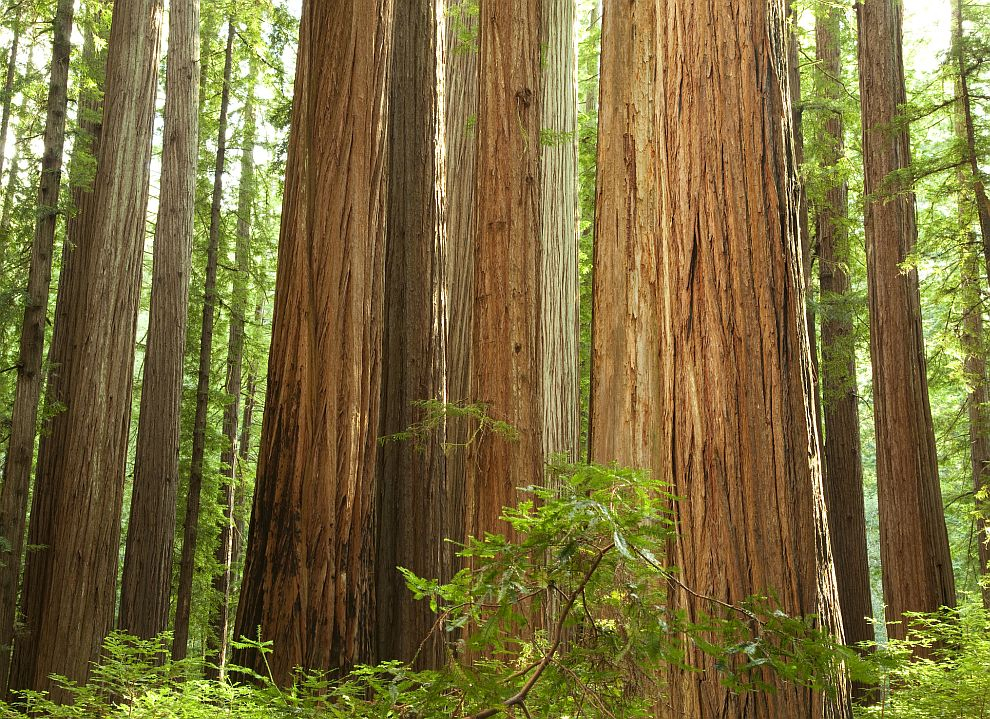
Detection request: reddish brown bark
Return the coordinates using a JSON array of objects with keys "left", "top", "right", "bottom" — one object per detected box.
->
[
  {"left": 857, "top": 0, "right": 956, "bottom": 639},
  {"left": 8, "top": 0, "right": 162, "bottom": 699},
  {"left": 232, "top": 0, "right": 394, "bottom": 682}
]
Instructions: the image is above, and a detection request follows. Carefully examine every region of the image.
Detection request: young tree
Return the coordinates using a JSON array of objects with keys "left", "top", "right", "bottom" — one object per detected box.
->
[
  {"left": 173, "top": 18, "right": 235, "bottom": 661},
  {"left": 815, "top": 5, "right": 874, "bottom": 657},
  {"left": 0, "top": 0, "right": 74, "bottom": 692},
  {"left": 232, "top": 0, "right": 394, "bottom": 683},
  {"left": 587, "top": 0, "right": 660, "bottom": 471},
  {"left": 0, "top": 7, "right": 21, "bottom": 185},
  {"left": 376, "top": 0, "right": 446, "bottom": 668},
  {"left": 656, "top": 1, "right": 848, "bottom": 716},
  {"left": 118, "top": 0, "right": 200, "bottom": 642},
  {"left": 541, "top": 0, "right": 580, "bottom": 463},
  {"left": 857, "top": 0, "right": 956, "bottom": 638},
  {"left": 464, "top": 0, "right": 543, "bottom": 543},
  {"left": 7, "top": 0, "right": 163, "bottom": 699}
]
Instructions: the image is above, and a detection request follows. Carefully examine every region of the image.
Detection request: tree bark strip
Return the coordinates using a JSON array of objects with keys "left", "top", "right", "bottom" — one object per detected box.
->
[
  {"left": 8, "top": 0, "right": 162, "bottom": 698},
  {"left": 0, "top": 0, "right": 73, "bottom": 693},
  {"left": 857, "top": 0, "right": 956, "bottom": 640},
  {"left": 119, "top": 0, "right": 200, "bottom": 642},
  {"left": 232, "top": 0, "right": 394, "bottom": 682},
  {"left": 172, "top": 18, "right": 234, "bottom": 661}
]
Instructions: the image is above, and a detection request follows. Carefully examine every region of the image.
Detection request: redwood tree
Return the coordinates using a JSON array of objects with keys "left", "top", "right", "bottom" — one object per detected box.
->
[
  {"left": 656, "top": 1, "right": 847, "bottom": 716},
  {"left": 119, "top": 0, "right": 200, "bottom": 641},
  {"left": 232, "top": 0, "right": 394, "bottom": 682},
  {"left": 464, "top": 0, "right": 543, "bottom": 544},
  {"left": 376, "top": 0, "right": 446, "bottom": 668},
  {"left": 857, "top": 0, "right": 956, "bottom": 638},
  {"left": 8, "top": 0, "right": 162, "bottom": 699}
]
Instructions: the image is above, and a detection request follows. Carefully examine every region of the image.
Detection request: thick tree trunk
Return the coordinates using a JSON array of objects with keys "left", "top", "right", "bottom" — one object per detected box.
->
[
  {"left": 172, "top": 19, "right": 234, "bottom": 662},
  {"left": 232, "top": 0, "right": 394, "bottom": 682},
  {"left": 376, "top": 0, "right": 446, "bottom": 669},
  {"left": 0, "top": 0, "right": 73, "bottom": 693},
  {"left": 857, "top": 0, "right": 956, "bottom": 639},
  {"left": 0, "top": 12, "right": 21, "bottom": 188},
  {"left": 442, "top": 0, "right": 478, "bottom": 577},
  {"left": 815, "top": 2, "right": 875, "bottom": 666},
  {"left": 587, "top": 0, "right": 660, "bottom": 471},
  {"left": 541, "top": 0, "right": 580, "bottom": 463},
  {"left": 464, "top": 0, "right": 543, "bottom": 544},
  {"left": 7, "top": 0, "right": 162, "bottom": 700},
  {"left": 118, "top": 0, "right": 200, "bottom": 642},
  {"left": 207, "top": 73, "right": 256, "bottom": 679},
  {"left": 657, "top": 1, "right": 848, "bottom": 717}
]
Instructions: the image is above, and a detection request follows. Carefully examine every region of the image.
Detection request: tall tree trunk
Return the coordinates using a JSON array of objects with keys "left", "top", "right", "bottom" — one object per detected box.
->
[
  {"left": 118, "top": 0, "right": 200, "bottom": 642},
  {"left": 541, "top": 0, "right": 580, "bottom": 463},
  {"left": 442, "top": 0, "right": 479, "bottom": 579},
  {"left": 815, "top": 2, "right": 875, "bottom": 668},
  {"left": 207, "top": 72, "right": 256, "bottom": 679},
  {"left": 7, "top": 0, "right": 162, "bottom": 699},
  {"left": 0, "top": 0, "right": 73, "bottom": 693},
  {"left": 0, "top": 10, "right": 21, "bottom": 189},
  {"left": 857, "top": 0, "right": 956, "bottom": 640},
  {"left": 657, "top": 1, "right": 848, "bottom": 717},
  {"left": 587, "top": 0, "right": 660, "bottom": 471},
  {"left": 464, "top": 0, "right": 542, "bottom": 545},
  {"left": 172, "top": 19, "right": 234, "bottom": 661},
  {"left": 232, "top": 0, "right": 394, "bottom": 683},
  {"left": 376, "top": 0, "right": 446, "bottom": 669}
]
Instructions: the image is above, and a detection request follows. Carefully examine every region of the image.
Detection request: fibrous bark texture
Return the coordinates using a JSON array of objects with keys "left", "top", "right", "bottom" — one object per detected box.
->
[
  {"left": 541, "top": 0, "right": 580, "bottom": 463},
  {"left": 119, "top": 0, "right": 200, "bottom": 641},
  {"left": 657, "top": 1, "right": 847, "bottom": 716},
  {"left": 0, "top": 0, "right": 73, "bottom": 693},
  {"left": 815, "top": 6, "right": 874, "bottom": 658},
  {"left": 376, "top": 0, "right": 447, "bottom": 669},
  {"left": 857, "top": 0, "right": 956, "bottom": 638},
  {"left": 8, "top": 0, "right": 162, "bottom": 700},
  {"left": 232, "top": 0, "right": 394, "bottom": 683},
  {"left": 173, "top": 19, "right": 234, "bottom": 661},
  {"left": 465, "top": 0, "right": 543, "bottom": 544},
  {"left": 588, "top": 0, "right": 661, "bottom": 471}
]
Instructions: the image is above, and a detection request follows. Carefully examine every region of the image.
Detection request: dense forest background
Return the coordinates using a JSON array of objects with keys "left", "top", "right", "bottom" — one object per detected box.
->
[{"left": 0, "top": 0, "right": 988, "bottom": 716}]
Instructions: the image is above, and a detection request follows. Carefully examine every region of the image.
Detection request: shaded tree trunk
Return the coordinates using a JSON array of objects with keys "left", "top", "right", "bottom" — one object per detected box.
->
[
  {"left": 232, "top": 0, "right": 394, "bottom": 683},
  {"left": 0, "top": 0, "right": 74, "bottom": 693},
  {"left": 119, "top": 0, "right": 200, "bottom": 642},
  {"left": 587, "top": 0, "right": 660, "bottom": 471},
  {"left": 815, "top": 1, "right": 875, "bottom": 670},
  {"left": 0, "top": 10, "right": 21, "bottom": 187},
  {"left": 376, "top": 0, "right": 446, "bottom": 669},
  {"left": 442, "top": 0, "right": 479, "bottom": 578},
  {"left": 207, "top": 72, "right": 256, "bottom": 679},
  {"left": 541, "top": 0, "right": 580, "bottom": 463},
  {"left": 464, "top": 0, "right": 543, "bottom": 544},
  {"left": 857, "top": 0, "right": 956, "bottom": 640},
  {"left": 657, "top": 1, "right": 848, "bottom": 717},
  {"left": 172, "top": 18, "right": 234, "bottom": 661},
  {"left": 7, "top": 0, "right": 162, "bottom": 699}
]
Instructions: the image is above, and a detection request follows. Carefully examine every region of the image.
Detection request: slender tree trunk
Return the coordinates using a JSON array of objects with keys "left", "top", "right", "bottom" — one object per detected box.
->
[
  {"left": 118, "top": 0, "right": 200, "bottom": 642},
  {"left": 815, "top": 1, "right": 875, "bottom": 667},
  {"left": 0, "top": 10, "right": 21, "bottom": 188},
  {"left": 464, "top": 0, "right": 543, "bottom": 545},
  {"left": 857, "top": 0, "right": 956, "bottom": 640},
  {"left": 657, "top": 1, "right": 848, "bottom": 717},
  {"left": 172, "top": 19, "right": 234, "bottom": 661},
  {"left": 587, "top": 0, "right": 660, "bottom": 471},
  {"left": 376, "top": 0, "right": 446, "bottom": 669},
  {"left": 206, "top": 73, "right": 255, "bottom": 679},
  {"left": 0, "top": 0, "right": 73, "bottom": 693},
  {"left": 541, "top": 0, "right": 580, "bottom": 464},
  {"left": 442, "top": 0, "right": 479, "bottom": 579},
  {"left": 7, "top": 0, "right": 162, "bottom": 699},
  {"left": 232, "top": 0, "right": 394, "bottom": 683}
]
